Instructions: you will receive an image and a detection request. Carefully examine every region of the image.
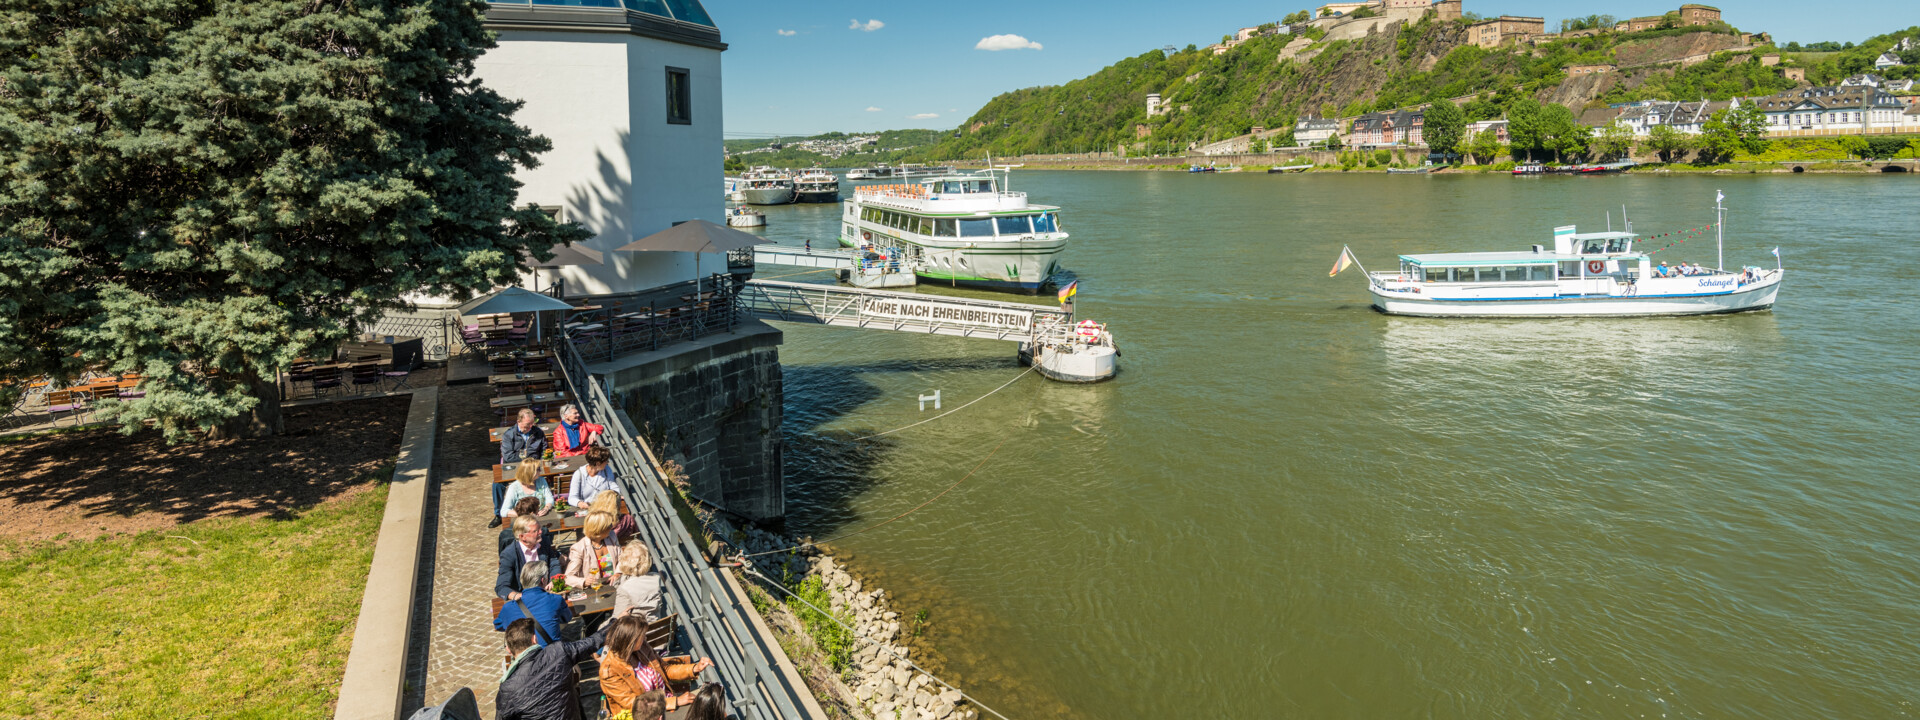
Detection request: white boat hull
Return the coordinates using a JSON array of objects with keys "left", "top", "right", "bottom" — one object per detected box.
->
[
  {"left": 1368, "top": 272, "right": 1783, "bottom": 317},
  {"left": 740, "top": 187, "right": 794, "bottom": 205}
]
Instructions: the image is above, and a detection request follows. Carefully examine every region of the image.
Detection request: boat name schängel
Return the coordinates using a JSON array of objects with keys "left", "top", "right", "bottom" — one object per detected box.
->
[{"left": 861, "top": 297, "right": 1033, "bottom": 330}]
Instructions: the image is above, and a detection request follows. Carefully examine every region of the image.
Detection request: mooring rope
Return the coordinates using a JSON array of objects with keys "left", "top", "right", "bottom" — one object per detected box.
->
[{"left": 850, "top": 366, "right": 1034, "bottom": 442}]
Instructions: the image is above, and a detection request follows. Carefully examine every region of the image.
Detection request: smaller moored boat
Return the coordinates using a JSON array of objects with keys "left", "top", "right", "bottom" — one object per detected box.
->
[
  {"left": 1268, "top": 163, "right": 1313, "bottom": 173},
  {"left": 726, "top": 206, "right": 765, "bottom": 227},
  {"left": 1386, "top": 167, "right": 1430, "bottom": 175}
]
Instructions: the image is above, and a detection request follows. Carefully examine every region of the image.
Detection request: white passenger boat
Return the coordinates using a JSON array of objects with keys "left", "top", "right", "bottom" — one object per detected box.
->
[
  {"left": 841, "top": 168, "right": 1068, "bottom": 293},
  {"left": 793, "top": 169, "right": 840, "bottom": 203},
  {"left": 846, "top": 167, "right": 876, "bottom": 180},
  {"left": 738, "top": 167, "right": 795, "bottom": 205},
  {"left": 1343, "top": 194, "right": 1783, "bottom": 317}
]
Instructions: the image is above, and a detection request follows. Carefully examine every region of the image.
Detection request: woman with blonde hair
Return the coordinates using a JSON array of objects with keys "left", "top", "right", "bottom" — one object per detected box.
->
[
  {"left": 498, "top": 461, "right": 551, "bottom": 518},
  {"left": 566, "top": 510, "right": 622, "bottom": 587},
  {"left": 597, "top": 615, "right": 714, "bottom": 715},
  {"left": 612, "top": 540, "right": 664, "bottom": 621},
  {"left": 589, "top": 489, "right": 639, "bottom": 540}
]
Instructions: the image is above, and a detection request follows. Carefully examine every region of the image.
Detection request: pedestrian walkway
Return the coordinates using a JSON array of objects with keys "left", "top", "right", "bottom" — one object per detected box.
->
[{"left": 404, "top": 382, "right": 510, "bottom": 717}]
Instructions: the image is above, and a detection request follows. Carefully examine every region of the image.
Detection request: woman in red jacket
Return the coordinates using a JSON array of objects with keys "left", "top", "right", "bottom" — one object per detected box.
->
[{"left": 551, "top": 403, "right": 604, "bottom": 457}]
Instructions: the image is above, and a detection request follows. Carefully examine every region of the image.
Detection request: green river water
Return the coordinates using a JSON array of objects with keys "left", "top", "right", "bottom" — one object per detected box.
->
[{"left": 746, "top": 171, "right": 1919, "bottom": 719}]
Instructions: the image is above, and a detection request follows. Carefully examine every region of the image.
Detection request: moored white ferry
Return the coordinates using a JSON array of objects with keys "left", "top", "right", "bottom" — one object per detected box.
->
[
  {"left": 841, "top": 170, "right": 1067, "bottom": 293},
  {"left": 738, "top": 166, "right": 795, "bottom": 205},
  {"left": 1349, "top": 196, "right": 1783, "bottom": 317}
]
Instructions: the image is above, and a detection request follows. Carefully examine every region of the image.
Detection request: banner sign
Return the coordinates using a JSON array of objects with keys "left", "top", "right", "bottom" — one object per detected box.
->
[{"left": 861, "top": 297, "right": 1034, "bottom": 331}]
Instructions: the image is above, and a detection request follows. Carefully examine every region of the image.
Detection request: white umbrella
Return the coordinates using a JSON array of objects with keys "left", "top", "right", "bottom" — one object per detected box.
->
[{"left": 457, "top": 287, "right": 575, "bottom": 342}]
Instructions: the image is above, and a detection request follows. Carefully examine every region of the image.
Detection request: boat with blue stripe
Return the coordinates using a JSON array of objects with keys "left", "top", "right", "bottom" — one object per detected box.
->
[{"left": 1344, "top": 194, "right": 1784, "bottom": 317}]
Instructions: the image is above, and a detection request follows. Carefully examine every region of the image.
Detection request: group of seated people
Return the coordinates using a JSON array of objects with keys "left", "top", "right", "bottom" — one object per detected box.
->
[
  {"left": 491, "top": 404, "right": 727, "bottom": 719},
  {"left": 1653, "top": 261, "right": 1710, "bottom": 278}
]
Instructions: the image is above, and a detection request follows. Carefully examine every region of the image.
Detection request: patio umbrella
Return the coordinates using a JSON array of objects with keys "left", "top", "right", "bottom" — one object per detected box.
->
[
  {"left": 523, "top": 243, "right": 605, "bottom": 296},
  {"left": 456, "top": 286, "right": 575, "bottom": 342},
  {"left": 615, "top": 219, "right": 772, "bottom": 293}
]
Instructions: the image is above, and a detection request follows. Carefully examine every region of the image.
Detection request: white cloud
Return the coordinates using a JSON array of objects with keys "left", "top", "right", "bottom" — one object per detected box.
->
[
  {"left": 948, "top": 108, "right": 957, "bottom": 112},
  {"left": 865, "top": 106, "right": 884, "bottom": 112},
  {"left": 777, "top": 29, "right": 796, "bottom": 36},
  {"left": 908, "top": 113, "right": 940, "bottom": 120},
  {"left": 975, "top": 34, "right": 1042, "bottom": 51},
  {"left": 849, "top": 19, "right": 884, "bottom": 32}
]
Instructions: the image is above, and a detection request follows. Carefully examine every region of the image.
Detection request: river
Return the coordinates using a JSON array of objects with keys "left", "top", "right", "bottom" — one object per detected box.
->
[{"left": 743, "top": 171, "right": 1920, "bottom": 719}]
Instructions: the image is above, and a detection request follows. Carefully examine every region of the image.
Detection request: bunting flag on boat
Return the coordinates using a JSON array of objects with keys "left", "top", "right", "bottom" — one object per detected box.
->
[
  {"left": 1329, "top": 246, "right": 1357, "bottom": 277},
  {"left": 1057, "top": 279, "right": 1078, "bottom": 304}
]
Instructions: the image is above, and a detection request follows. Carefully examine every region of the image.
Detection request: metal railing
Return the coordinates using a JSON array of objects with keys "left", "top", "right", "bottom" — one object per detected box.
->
[
  {"left": 364, "top": 309, "right": 458, "bottom": 362},
  {"left": 549, "top": 338, "right": 812, "bottom": 720},
  {"left": 565, "top": 275, "right": 744, "bottom": 364}
]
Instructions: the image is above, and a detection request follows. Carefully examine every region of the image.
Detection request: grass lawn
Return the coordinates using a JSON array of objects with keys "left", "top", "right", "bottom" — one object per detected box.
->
[{"left": 0, "top": 478, "right": 389, "bottom": 719}]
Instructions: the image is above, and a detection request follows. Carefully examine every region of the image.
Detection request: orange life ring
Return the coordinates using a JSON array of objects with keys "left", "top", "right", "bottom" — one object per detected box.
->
[
  {"left": 1586, "top": 260, "right": 1605, "bottom": 274},
  {"left": 861, "top": 231, "right": 872, "bottom": 241}
]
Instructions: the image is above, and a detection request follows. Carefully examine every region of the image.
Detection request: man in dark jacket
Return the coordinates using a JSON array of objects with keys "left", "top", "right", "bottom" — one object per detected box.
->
[
  {"left": 496, "top": 618, "right": 607, "bottom": 720},
  {"left": 496, "top": 409, "right": 551, "bottom": 528},
  {"left": 499, "top": 515, "right": 566, "bottom": 601}
]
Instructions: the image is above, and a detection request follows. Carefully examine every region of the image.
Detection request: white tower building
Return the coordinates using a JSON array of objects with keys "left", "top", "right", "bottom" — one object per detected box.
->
[{"left": 477, "top": 0, "right": 727, "bottom": 296}]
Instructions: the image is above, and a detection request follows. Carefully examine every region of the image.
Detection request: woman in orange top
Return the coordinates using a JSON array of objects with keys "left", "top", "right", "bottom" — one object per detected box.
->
[{"left": 599, "top": 615, "right": 716, "bottom": 715}]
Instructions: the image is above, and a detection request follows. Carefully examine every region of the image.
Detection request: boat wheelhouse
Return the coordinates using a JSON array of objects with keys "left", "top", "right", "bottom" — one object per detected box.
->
[
  {"left": 840, "top": 171, "right": 1068, "bottom": 293},
  {"left": 1352, "top": 199, "right": 1783, "bottom": 317},
  {"left": 794, "top": 169, "right": 840, "bottom": 203},
  {"left": 738, "top": 167, "right": 795, "bottom": 205}
]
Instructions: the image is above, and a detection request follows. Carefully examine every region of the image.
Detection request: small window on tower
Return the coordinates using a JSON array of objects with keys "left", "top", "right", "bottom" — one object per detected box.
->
[{"left": 666, "top": 67, "right": 691, "bottom": 125}]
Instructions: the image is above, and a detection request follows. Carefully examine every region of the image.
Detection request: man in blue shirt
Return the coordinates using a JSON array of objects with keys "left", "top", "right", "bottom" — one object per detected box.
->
[{"left": 495, "top": 561, "right": 573, "bottom": 646}]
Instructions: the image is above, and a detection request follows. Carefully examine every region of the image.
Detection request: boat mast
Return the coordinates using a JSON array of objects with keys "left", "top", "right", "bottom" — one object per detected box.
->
[{"left": 1715, "top": 190, "right": 1725, "bottom": 270}]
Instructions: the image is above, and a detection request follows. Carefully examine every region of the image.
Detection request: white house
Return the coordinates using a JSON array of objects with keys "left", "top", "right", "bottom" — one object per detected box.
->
[
  {"left": 1748, "top": 86, "right": 1909, "bottom": 133},
  {"left": 1294, "top": 116, "right": 1342, "bottom": 145},
  {"left": 1874, "top": 37, "right": 1914, "bottom": 70},
  {"left": 474, "top": 0, "right": 727, "bottom": 297},
  {"left": 1615, "top": 100, "right": 1722, "bottom": 136}
]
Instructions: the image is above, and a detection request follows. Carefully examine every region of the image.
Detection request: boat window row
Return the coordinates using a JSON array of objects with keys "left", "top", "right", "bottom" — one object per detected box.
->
[
  {"left": 1411, "top": 265, "right": 1555, "bottom": 283},
  {"left": 1580, "top": 238, "right": 1632, "bottom": 254},
  {"left": 931, "top": 180, "right": 995, "bottom": 194},
  {"left": 860, "top": 208, "right": 1059, "bottom": 237}
]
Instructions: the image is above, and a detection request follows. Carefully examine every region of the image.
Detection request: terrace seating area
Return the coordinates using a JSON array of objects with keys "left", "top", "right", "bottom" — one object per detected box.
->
[
  {"left": 3, "top": 372, "right": 148, "bottom": 429},
  {"left": 561, "top": 275, "right": 744, "bottom": 363}
]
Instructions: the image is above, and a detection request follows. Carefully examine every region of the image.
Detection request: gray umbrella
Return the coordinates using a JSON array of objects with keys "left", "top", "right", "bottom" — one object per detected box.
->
[
  {"left": 616, "top": 220, "right": 772, "bottom": 293},
  {"left": 524, "top": 244, "right": 605, "bottom": 268},
  {"left": 456, "top": 286, "right": 575, "bottom": 316}
]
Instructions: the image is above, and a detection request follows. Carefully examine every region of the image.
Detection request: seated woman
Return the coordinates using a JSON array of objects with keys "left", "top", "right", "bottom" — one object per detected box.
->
[
  {"left": 499, "top": 462, "right": 552, "bottom": 519},
  {"left": 612, "top": 541, "right": 665, "bottom": 622},
  {"left": 569, "top": 447, "right": 618, "bottom": 516},
  {"left": 685, "top": 683, "right": 729, "bottom": 720},
  {"left": 589, "top": 489, "right": 639, "bottom": 541},
  {"left": 566, "top": 510, "right": 622, "bottom": 588},
  {"left": 551, "top": 404, "right": 605, "bottom": 458},
  {"left": 598, "top": 615, "right": 715, "bottom": 716}
]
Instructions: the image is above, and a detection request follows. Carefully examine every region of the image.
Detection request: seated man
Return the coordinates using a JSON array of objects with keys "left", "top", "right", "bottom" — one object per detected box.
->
[
  {"left": 551, "top": 404, "right": 605, "bottom": 458},
  {"left": 498, "top": 515, "right": 566, "bottom": 601},
  {"left": 495, "top": 561, "right": 573, "bottom": 646},
  {"left": 495, "top": 408, "right": 550, "bottom": 529},
  {"left": 495, "top": 618, "right": 609, "bottom": 720},
  {"left": 498, "top": 497, "right": 556, "bottom": 554},
  {"left": 1654, "top": 261, "right": 1671, "bottom": 278}
]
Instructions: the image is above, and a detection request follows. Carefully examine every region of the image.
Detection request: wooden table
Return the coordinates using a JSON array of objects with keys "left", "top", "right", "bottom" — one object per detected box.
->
[
  {"left": 495, "top": 455, "right": 586, "bottom": 483},
  {"left": 565, "top": 584, "right": 617, "bottom": 615},
  {"left": 528, "top": 507, "right": 587, "bottom": 534},
  {"left": 489, "top": 390, "right": 568, "bottom": 410},
  {"left": 489, "top": 371, "right": 557, "bottom": 385},
  {"left": 488, "top": 422, "right": 559, "bottom": 443}
]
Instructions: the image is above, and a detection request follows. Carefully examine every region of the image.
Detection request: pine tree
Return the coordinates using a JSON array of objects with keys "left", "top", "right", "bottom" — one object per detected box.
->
[{"left": 0, "top": 0, "right": 588, "bottom": 439}]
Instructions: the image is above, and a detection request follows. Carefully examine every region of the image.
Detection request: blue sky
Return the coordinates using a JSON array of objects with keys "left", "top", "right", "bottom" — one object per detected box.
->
[{"left": 709, "top": 1, "right": 1918, "bottom": 137}]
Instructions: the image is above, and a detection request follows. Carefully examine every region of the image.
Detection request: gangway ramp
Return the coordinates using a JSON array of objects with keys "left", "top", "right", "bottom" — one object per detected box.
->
[
  {"left": 739, "top": 279, "right": 1068, "bottom": 343},
  {"left": 754, "top": 245, "right": 857, "bottom": 270}
]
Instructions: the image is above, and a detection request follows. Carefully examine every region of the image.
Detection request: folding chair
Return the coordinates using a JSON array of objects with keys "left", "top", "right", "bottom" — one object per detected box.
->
[
  {"left": 43, "top": 390, "right": 87, "bottom": 426},
  {"left": 310, "top": 367, "right": 344, "bottom": 397},
  {"left": 382, "top": 362, "right": 414, "bottom": 392},
  {"left": 349, "top": 363, "right": 383, "bottom": 394}
]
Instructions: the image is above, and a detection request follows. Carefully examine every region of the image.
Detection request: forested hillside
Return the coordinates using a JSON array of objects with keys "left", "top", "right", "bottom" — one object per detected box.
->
[{"left": 923, "top": 15, "right": 1915, "bottom": 160}]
